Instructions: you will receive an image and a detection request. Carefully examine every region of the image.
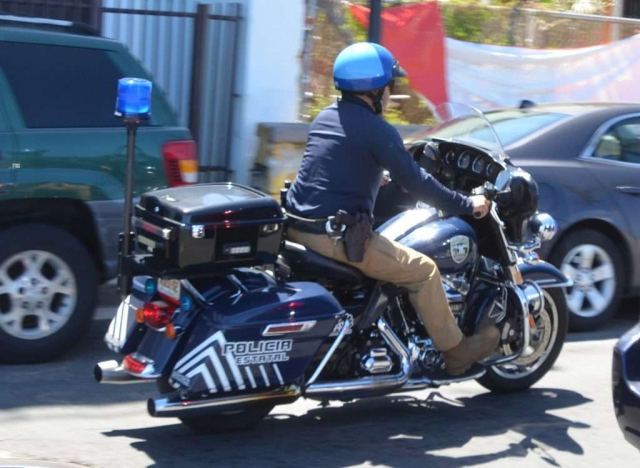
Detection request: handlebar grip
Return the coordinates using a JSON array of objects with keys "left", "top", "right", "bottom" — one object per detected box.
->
[{"left": 473, "top": 210, "right": 484, "bottom": 219}]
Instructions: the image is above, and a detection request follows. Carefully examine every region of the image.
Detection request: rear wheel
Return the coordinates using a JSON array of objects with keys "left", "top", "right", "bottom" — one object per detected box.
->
[
  {"left": 550, "top": 229, "right": 622, "bottom": 331},
  {"left": 476, "top": 288, "right": 568, "bottom": 393},
  {"left": 156, "top": 377, "right": 275, "bottom": 433},
  {"left": 178, "top": 403, "right": 276, "bottom": 433}
]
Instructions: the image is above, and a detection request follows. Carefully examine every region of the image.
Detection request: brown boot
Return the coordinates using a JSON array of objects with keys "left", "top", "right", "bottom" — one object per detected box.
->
[{"left": 443, "top": 326, "right": 500, "bottom": 376}]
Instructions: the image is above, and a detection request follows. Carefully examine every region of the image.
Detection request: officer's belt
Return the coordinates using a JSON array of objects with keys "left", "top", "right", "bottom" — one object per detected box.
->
[{"left": 285, "top": 212, "right": 328, "bottom": 235}]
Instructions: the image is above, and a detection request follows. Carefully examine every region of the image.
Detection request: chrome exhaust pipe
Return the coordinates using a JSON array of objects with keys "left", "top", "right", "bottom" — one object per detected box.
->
[
  {"left": 149, "top": 386, "right": 301, "bottom": 418},
  {"left": 304, "top": 317, "right": 412, "bottom": 400},
  {"left": 94, "top": 360, "right": 153, "bottom": 385}
]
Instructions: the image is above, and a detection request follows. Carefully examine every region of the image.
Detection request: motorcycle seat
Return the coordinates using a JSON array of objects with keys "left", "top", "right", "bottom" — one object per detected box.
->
[{"left": 280, "top": 241, "right": 364, "bottom": 286}]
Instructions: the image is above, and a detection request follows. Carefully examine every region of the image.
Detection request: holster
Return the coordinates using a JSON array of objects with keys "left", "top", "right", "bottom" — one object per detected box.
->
[{"left": 332, "top": 210, "right": 373, "bottom": 263}]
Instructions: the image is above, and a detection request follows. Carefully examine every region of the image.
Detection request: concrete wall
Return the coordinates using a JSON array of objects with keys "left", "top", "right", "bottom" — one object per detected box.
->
[{"left": 231, "top": 0, "right": 305, "bottom": 184}]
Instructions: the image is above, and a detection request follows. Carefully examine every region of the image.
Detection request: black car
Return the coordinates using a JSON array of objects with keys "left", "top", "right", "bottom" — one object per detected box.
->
[
  {"left": 613, "top": 321, "right": 640, "bottom": 450},
  {"left": 384, "top": 103, "right": 640, "bottom": 331},
  {"left": 495, "top": 104, "right": 640, "bottom": 331}
]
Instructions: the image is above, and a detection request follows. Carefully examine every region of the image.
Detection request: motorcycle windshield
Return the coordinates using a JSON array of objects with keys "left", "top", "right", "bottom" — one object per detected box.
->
[{"left": 418, "top": 103, "right": 508, "bottom": 162}]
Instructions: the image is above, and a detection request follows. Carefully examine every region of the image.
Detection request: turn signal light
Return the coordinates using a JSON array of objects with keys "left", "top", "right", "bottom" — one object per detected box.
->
[
  {"left": 141, "top": 301, "right": 176, "bottom": 329},
  {"left": 513, "top": 267, "right": 524, "bottom": 285},
  {"left": 165, "top": 323, "right": 178, "bottom": 340}
]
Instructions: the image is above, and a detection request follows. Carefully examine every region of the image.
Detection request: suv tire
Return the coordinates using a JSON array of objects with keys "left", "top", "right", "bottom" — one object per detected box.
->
[{"left": 0, "top": 224, "right": 98, "bottom": 363}]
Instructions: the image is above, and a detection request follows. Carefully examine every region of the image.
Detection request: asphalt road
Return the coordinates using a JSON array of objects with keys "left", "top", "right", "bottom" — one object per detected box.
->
[{"left": 0, "top": 290, "right": 639, "bottom": 468}]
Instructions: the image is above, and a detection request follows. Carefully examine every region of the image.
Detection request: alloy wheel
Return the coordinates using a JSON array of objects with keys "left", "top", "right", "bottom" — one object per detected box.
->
[
  {"left": 561, "top": 244, "right": 616, "bottom": 318},
  {"left": 0, "top": 250, "right": 77, "bottom": 340}
]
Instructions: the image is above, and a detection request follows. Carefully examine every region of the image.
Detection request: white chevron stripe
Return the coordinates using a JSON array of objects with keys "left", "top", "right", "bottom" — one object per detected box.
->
[
  {"left": 244, "top": 367, "right": 257, "bottom": 389},
  {"left": 207, "top": 347, "right": 231, "bottom": 392},
  {"left": 186, "top": 364, "right": 217, "bottom": 392},
  {"left": 114, "top": 303, "right": 122, "bottom": 341},
  {"left": 175, "top": 331, "right": 224, "bottom": 369},
  {"left": 214, "top": 333, "right": 246, "bottom": 390},
  {"left": 107, "top": 316, "right": 115, "bottom": 339},
  {"left": 273, "top": 364, "right": 285, "bottom": 386},
  {"left": 178, "top": 346, "right": 231, "bottom": 391},
  {"left": 118, "top": 303, "right": 129, "bottom": 343},
  {"left": 259, "top": 365, "right": 270, "bottom": 387}
]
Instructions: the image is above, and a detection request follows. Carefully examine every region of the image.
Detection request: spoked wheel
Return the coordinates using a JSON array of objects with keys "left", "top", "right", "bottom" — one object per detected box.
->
[
  {"left": 156, "top": 377, "right": 275, "bottom": 433},
  {"left": 476, "top": 288, "right": 568, "bottom": 393}
]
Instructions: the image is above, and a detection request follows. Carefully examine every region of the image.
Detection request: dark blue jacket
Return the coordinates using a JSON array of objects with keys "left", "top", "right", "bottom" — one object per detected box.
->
[{"left": 286, "top": 96, "right": 473, "bottom": 218}]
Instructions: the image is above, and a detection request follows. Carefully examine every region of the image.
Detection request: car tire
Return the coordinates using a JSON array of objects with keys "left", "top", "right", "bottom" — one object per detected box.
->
[
  {"left": 0, "top": 224, "right": 98, "bottom": 363},
  {"left": 550, "top": 229, "right": 623, "bottom": 331}
]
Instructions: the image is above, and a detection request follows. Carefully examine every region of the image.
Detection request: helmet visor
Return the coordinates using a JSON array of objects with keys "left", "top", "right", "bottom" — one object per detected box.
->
[{"left": 392, "top": 61, "right": 407, "bottom": 78}]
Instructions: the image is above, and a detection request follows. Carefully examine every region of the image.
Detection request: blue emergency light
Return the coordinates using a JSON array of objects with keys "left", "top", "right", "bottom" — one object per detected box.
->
[
  {"left": 115, "top": 78, "right": 152, "bottom": 118},
  {"left": 116, "top": 77, "right": 153, "bottom": 298}
]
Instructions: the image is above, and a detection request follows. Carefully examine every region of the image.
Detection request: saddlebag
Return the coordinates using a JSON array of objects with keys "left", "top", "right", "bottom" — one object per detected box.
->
[{"left": 132, "top": 183, "right": 285, "bottom": 274}]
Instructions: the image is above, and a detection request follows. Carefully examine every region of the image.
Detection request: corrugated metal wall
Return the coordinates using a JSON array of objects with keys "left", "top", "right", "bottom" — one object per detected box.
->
[{"left": 101, "top": 0, "right": 244, "bottom": 179}]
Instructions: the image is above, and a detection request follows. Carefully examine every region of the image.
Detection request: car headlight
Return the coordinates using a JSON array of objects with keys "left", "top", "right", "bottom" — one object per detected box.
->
[{"left": 530, "top": 213, "right": 557, "bottom": 241}]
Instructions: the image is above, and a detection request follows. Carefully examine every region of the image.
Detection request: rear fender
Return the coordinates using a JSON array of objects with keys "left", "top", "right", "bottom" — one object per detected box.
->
[{"left": 105, "top": 276, "right": 152, "bottom": 355}]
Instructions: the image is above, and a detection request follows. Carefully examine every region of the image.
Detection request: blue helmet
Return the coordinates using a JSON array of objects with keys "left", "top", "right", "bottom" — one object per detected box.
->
[{"left": 333, "top": 42, "right": 407, "bottom": 92}]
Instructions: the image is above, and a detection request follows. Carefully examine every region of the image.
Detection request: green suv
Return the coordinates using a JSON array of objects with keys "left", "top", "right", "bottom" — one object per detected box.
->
[{"left": 0, "top": 18, "right": 197, "bottom": 363}]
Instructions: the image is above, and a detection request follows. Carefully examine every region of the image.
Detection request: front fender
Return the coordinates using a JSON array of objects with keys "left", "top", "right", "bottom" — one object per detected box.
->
[{"left": 520, "top": 260, "right": 573, "bottom": 289}]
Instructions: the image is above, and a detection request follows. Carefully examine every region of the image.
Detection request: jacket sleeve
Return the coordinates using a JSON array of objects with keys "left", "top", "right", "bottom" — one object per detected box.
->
[{"left": 372, "top": 123, "right": 474, "bottom": 216}]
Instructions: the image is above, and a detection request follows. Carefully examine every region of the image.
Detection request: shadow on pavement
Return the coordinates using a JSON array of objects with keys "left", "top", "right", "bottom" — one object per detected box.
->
[
  {"left": 0, "top": 319, "right": 153, "bottom": 410},
  {"left": 566, "top": 298, "right": 639, "bottom": 343},
  {"left": 103, "top": 388, "right": 591, "bottom": 468}
]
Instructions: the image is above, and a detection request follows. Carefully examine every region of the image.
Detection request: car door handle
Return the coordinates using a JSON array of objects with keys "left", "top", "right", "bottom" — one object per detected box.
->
[{"left": 616, "top": 186, "right": 640, "bottom": 196}]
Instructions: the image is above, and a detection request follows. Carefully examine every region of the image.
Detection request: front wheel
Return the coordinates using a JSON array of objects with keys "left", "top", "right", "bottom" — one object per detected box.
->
[
  {"left": 0, "top": 224, "right": 98, "bottom": 363},
  {"left": 476, "top": 288, "right": 568, "bottom": 393},
  {"left": 550, "top": 229, "right": 622, "bottom": 331}
]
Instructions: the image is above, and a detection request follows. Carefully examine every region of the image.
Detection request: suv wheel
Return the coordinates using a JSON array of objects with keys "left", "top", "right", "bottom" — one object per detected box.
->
[{"left": 0, "top": 224, "right": 98, "bottom": 363}]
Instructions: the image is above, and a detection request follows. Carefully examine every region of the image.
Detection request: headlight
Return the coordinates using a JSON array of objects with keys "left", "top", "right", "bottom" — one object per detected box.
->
[{"left": 530, "top": 213, "right": 557, "bottom": 241}]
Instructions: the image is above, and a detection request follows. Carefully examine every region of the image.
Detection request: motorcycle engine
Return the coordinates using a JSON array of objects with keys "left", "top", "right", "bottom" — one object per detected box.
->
[{"left": 357, "top": 333, "right": 394, "bottom": 375}]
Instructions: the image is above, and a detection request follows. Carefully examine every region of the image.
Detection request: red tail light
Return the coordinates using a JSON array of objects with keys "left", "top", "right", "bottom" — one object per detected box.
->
[
  {"left": 162, "top": 140, "right": 198, "bottom": 187},
  {"left": 141, "top": 300, "right": 176, "bottom": 329},
  {"left": 123, "top": 354, "right": 146, "bottom": 374}
]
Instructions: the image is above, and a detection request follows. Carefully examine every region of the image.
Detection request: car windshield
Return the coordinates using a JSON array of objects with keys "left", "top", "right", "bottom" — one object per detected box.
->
[{"left": 485, "top": 111, "right": 569, "bottom": 146}]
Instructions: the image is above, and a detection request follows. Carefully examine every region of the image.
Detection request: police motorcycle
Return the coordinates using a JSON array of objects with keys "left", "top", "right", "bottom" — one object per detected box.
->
[{"left": 95, "top": 101, "right": 570, "bottom": 433}]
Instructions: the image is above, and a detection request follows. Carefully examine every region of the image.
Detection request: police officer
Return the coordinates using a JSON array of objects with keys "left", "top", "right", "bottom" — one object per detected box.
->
[{"left": 286, "top": 42, "right": 499, "bottom": 376}]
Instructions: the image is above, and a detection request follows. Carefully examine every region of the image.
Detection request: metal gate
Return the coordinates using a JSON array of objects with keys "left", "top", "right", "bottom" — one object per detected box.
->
[{"left": 101, "top": 0, "right": 243, "bottom": 181}]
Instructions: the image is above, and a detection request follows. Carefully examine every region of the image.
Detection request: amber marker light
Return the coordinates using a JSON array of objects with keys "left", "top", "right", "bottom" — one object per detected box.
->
[{"left": 165, "top": 323, "right": 178, "bottom": 339}]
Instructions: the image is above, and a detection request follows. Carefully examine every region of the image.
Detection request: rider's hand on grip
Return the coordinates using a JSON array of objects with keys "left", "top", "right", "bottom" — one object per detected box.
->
[{"left": 470, "top": 195, "right": 491, "bottom": 219}]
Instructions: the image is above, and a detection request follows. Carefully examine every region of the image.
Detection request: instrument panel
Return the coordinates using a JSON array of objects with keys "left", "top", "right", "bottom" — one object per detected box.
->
[{"left": 413, "top": 140, "right": 506, "bottom": 193}]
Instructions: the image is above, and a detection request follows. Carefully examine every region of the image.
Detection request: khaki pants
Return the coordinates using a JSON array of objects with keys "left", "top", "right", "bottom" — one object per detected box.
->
[{"left": 288, "top": 229, "right": 463, "bottom": 351}]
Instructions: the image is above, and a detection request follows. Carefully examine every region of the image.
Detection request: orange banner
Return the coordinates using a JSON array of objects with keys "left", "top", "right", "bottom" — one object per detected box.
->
[{"left": 349, "top": 2, "right": 448, "bottom": 107}]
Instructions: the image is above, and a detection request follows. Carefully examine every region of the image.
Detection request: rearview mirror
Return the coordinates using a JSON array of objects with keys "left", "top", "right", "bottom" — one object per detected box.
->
[{"left": 495, "top": 170, "right": 511, "bottom": 192}]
